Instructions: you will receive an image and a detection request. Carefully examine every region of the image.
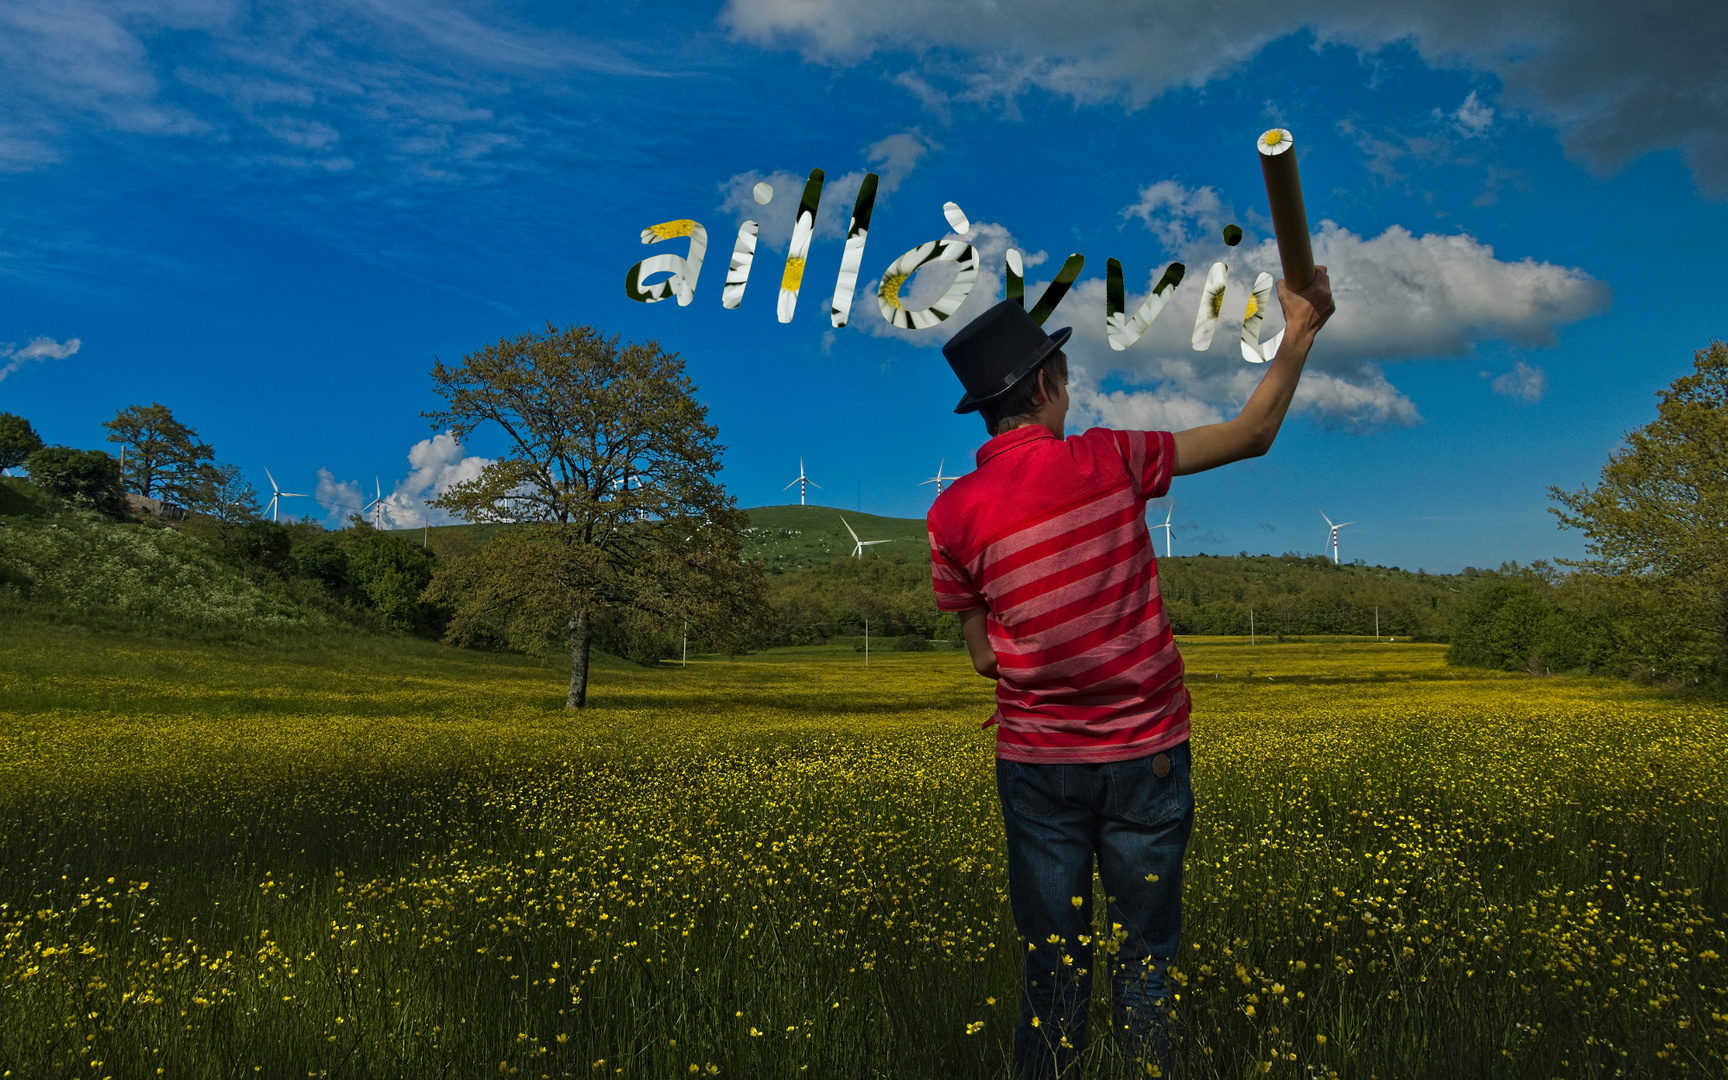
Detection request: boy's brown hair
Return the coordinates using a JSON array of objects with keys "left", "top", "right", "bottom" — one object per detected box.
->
[{"left": 980, "top": 351, "right": 1068, "bottom": 436}]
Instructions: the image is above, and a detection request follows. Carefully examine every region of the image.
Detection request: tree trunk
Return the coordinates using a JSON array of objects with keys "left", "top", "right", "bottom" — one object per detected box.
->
[{"left": 567, "top": 606, "right": 593, "bottom": 709}]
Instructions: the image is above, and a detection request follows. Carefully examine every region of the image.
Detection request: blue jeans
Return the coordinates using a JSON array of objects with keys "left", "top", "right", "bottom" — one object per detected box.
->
[{"left": 995, "top": 740, "right": 1194, "bottom": 1079}]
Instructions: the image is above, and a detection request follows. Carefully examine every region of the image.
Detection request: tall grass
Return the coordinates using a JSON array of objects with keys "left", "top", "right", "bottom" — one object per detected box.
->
[{"left": 1, "top": 624, "right": 1724, "bottom": 1079}]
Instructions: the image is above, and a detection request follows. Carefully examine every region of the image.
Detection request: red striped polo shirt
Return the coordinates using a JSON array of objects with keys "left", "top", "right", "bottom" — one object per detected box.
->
[{"left": 927, "top": 425, "right": 1189, "bottom": 764}]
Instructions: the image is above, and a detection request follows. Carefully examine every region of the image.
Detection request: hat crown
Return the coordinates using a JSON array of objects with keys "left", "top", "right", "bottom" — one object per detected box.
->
[{"left": 941, "top": 301, "right": 1071, "bottom": 414}]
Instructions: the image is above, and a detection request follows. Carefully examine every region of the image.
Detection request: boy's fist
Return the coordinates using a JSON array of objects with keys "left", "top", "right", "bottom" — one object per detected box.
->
[{"left": 1277, "top": 265, "right": 1334, "bottom": 340}]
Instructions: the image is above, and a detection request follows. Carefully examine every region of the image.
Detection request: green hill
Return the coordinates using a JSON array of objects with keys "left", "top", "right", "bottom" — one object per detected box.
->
[
  {"left": 739, "top": 504, "right": 929, "bottom": 572},
  {"left": 413, "top": 505, "right": 932, "bottom": 573}
]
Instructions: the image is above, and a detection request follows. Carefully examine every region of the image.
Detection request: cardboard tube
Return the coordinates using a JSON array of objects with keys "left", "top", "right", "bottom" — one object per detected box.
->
[{"left": 1257, "top": 128, "right": 1314, "bottom": 291}]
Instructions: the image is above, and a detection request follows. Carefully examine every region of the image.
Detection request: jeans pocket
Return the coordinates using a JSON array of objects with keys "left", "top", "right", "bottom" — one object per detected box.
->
[
  {"left": 1114, "top": 744, "right": 1193, "bottom": 829},
  {"left": 1004, "top": 762, "right": 1064, "bottom": 818}
]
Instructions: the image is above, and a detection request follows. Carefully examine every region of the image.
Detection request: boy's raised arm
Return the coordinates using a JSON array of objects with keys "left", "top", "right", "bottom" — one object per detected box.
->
[{"left": 1171, "top": 267, "right": 1335, "bottom": 477}]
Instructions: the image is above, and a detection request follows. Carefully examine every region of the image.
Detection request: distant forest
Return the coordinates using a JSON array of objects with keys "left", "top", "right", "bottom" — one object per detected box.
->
[{"left": 762, "top": 551, "right": 1465, "bottom": 646}]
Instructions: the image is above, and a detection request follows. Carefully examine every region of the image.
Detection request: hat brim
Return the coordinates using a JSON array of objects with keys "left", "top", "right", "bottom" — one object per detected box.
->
[{"left": 953, "top": 325, "right": 1072, "bottom": 414}]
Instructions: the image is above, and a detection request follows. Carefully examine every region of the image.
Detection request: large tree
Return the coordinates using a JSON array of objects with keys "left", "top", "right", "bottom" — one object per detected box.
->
[
  {"left": 423, "top": 323, "right": 769, "bottom": 707},
  {"left": 102, "top": 403, "right": 214, "bottom": 502},
  {"left": 0, "top": 412, "right": 45, "bottom": 473},
  {"left": 1550, "top": 340, "right": 1728, "bottom": 674}
]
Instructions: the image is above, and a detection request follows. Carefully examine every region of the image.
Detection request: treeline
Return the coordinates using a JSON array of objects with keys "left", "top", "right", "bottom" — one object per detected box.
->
[
  {"left": 1446, "top": 564, "right": 1715, "bottom": 680},
  {"left": 761, "top": 550, "right": 1465, "bottom": 647},
  {"left": 1448, "top": 342, "right": 1728, "bottom": 685},
  {"left": 1, "top": 393, "right": 761, "bottom": 670},
  {"left": 1158, "top": 554, "right": 1457, "bottom": 639}
]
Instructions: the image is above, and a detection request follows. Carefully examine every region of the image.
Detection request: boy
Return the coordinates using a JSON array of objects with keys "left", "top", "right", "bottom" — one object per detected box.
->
[{"left": 927, "top": 269, "right": 1334, "bottom": 1078}]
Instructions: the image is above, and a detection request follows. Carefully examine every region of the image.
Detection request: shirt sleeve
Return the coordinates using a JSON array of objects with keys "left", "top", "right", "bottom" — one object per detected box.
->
[
  {"left": 928, "top": 527, "right": 985, "bottom": 612},
  {"left": 1105, "top": 429, "right": 1177, "bottom": 502}
]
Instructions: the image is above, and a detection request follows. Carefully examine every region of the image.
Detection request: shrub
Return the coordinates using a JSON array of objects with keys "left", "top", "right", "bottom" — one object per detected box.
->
[
  {"left": 345, "top": 531, "right": 442, "bottom": 634},
  {"left": 25, "top": 447, "right": 126, "bottom": 519},
  {"left": 894, "top": 633, "right": 933, "bottom": 652},
  {"left": 0, "top": 510, "right": 327, "bottom": 639}
]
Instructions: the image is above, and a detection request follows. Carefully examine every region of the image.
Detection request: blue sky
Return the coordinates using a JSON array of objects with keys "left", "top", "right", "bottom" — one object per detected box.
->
[{"left": 2, "top": 0, "right": 1724, "bottom": 572}]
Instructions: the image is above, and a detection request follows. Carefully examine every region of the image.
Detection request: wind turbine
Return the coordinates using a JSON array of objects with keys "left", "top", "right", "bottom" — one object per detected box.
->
[
  {"left": 364, "top": 478, "right": 386, "bottom": 528},
  {"left": 263, "top": 468, "right": 306, "bottom": 524},
  {"left": 783, "top": 457, "right": 821, "bottom": 506},
  {"left": 841, "top": 516, "right": 893, "bottom": 559},
  {"left": 1320, "top": 510, "right": 1356, "bottom": 565},
  {"left": 614, "top": 472, "right": 649, "bottom": 520},
  {"left": 919, "top": 458, "right": 963, "bottom": 498},
  {"left": 1151, "top": 503, "right": 1176, "bottom": 557}
]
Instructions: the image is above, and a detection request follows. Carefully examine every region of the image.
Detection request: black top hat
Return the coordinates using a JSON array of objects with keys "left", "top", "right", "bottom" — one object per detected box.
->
[{"left": 941, "top": 300, "right": 1072, "bottom": 414}]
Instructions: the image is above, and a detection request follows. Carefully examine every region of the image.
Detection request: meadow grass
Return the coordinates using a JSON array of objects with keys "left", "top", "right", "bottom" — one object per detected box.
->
[{"left": 1, "top": 623, "right": 1725, "bottom": 1079}]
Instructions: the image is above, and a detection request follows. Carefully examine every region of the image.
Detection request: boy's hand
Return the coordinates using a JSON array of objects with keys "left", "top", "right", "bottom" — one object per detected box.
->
[
  {"left": 1276, "top": 265, "right": 1335, "bottom": 344},
  {"left": 959, "top": 606, "right": 999, "bottom": 679}
]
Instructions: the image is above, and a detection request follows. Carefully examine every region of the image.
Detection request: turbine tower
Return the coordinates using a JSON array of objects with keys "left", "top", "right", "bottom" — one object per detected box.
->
[
  {"left": 614, "top": 472, "right": 649, "bottom": 520},
  {"left": 841, "top": 516, "right": 893, "bottom": 559},
  {"left": 1320, "top": 510, "right": 1356, "bottom": 565},
  {"left": 364, "top": 478, "right": 386, "bottom": 528},
  {"left": 919, "top": 458, "right": 963, "bottom": 498},
  {"left": 783, "top": 457, "right": 821, "bottom": 506},
  {"left": 1152, "top": 503, "right": 1176, "bottom": 557},
  {"left": 263, "top": 468, "right": 307, "bottom": 524}
]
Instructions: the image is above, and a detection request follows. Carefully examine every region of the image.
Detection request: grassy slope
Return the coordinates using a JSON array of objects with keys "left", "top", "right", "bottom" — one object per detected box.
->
[
  {"left": 417, "top": 503, "right": 933, "bottom": 570},
  {"left": 2, "top": 622, "right": 1724, "bottom": 1078}
]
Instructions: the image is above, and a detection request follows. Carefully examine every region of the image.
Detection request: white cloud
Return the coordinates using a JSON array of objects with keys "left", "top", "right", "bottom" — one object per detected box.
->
[
  {"left": 721, "top": 0, "right": 1728, "bottom": 194},
  {"left": 315, "top": 430, "right": 492, "bottom": 531},
  {"left": 1075, "top": 385, "right": 1225, "bottom": 431},
  {"left": 314, "top": 468, "right": 367, "bottom": 528},
  {"left": 1491, "top": 359, "right": 1547, "bottom": 402},
  {"left": 1452, "top": 91, "right": 1494, "bottom": 137},
  {"left": 0, "top": 0, "right": 651, "bottom": 177},
  {"left": 1120, "top": 181, "right": 1228, "bottom": 253},
  {"left": 874, "top": 183, "right": 1603, "bottom": 430},
  {"left": 0, "top": 334, "right": 80, "bottom": 384},
  {"left": 386, "top": 430, "right": 492, "bottom": 527}
]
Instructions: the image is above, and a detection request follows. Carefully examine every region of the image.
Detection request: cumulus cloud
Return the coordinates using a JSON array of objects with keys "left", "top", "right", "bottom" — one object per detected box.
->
[
  {"left": 1491, "top": 359, "right": 1547, "bottom": 402},
  {"left": 1047, "top": 185, "right": 1604, "bottom": 427},
  {"left": 315, "top": 430, "right": 493, "bottom": 531},
  {"left": 314, "top": 469, "right": 368, "bottom": 528},
  {"left": 721, "top": 0, "right": 1728, "bottom": 194},
  {"left": 0, "top": 334, "right": 80, "bottom": 384},
  {"left": 1120, "top": 182, "right": 1229, "bottom": 252},
  {"left": 717, "top": 129, "right": 937, "bottom": 251},
  {"left": 1077, "top": 385, "right": 1226, "bottom": 431},
  {"left": 837, "top": 181, "right": 1603, "bottom": 429}
]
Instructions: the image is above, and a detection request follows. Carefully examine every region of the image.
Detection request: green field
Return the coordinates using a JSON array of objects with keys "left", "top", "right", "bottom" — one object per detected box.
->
[{"left": 2, "top": 624, "right": 1725, "bottom": 1078}]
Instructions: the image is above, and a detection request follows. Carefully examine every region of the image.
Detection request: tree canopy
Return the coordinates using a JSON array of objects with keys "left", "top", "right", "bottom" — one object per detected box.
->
[
  {"left": 102, "top": 403, "right": 214, "bottom": 503},
  {"left": 1550, "top": 340, "right": 1728, "bottom": 675},
  {"left": 423, "top": 323, "right": 769, "bottom": 707},
  {"left": 0, "top": 413, "right": 44, "bottom": 471}
]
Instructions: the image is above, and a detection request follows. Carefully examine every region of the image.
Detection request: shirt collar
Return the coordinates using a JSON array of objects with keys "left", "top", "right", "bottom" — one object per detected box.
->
[{"left": 976, "top": 424, "right": 1058, "bottom": 467}]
